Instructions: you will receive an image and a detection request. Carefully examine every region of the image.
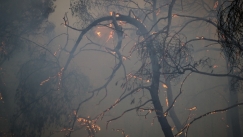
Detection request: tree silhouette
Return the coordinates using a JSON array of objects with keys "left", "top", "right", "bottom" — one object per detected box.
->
[
  {"left": 64, "top": 1, "right": 242, "bottom": 136},
  {"left": 1, "top": 0, "right": 243, "bottom": 137},
  {"left": 60, "top": 0, "right": 243, "bottom": 137},
  {"left": 0, "top": 0, "right": 56, "bottom": 65},
  {"left": 218, "top": 0, "right": 243, "bottom": 66}
]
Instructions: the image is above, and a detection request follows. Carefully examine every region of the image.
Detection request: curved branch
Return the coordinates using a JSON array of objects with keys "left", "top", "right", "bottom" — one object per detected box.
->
[
  {"left": 106, "top": 99, "right": 152, "bottom": 129},
  {"left": 175, "top": 102, "right": 243, "bottom": 137}
]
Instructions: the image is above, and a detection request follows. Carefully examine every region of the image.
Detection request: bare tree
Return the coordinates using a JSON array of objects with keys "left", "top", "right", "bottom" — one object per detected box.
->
[
  {"left": 58, "top": 0, "right": 243, "bottom": 137},
  {"left": 1, "top": 0, "right": 243, "bottom": 137},
  {"left": 218, "top": 0, "right": 243, "bottom": 66}
]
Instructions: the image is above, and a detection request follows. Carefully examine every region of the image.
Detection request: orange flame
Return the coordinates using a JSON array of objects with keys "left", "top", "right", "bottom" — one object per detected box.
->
[
  {"left": 213, "top": 1, "right": 218, "bottom": 9},
  {"left": 96, "top": 31, "right": 101, "bottom": 37},
  {"left": 187, "top": 106, "right": 197, "bottom": 111},
  {"left": 166, "top": 97, "right": 169, "bottom": 107},
  {"left": 162, "top": 84, "right": 168, "bottom": 88},
  {"left": 106, "top": 31, "right": 114, "bottom": 42}
]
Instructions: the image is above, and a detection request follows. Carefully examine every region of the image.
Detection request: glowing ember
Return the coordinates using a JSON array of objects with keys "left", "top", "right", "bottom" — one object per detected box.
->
[
  {"left": 115, "top": 13, "right": 120, "bottom": 17},
  {"left": 196, "top": 36, "right": 204, "bottom": 39},
  {"left": 96, "top": 31, "right": 101, "bottom": 37},
  {"left": 166, "top": 97, "right": 169, "bottom": 107},
  {"left": 77, "top": 117, "right": 101, "bottom": 133},
  {"left": 0, "top": 92, "right": 3, "bottom": 100},
  {"left": 172, "top": 14, "right": 178, "bottom": 17},
  {"left": 40, "top": 77, "right": 51, "bottom": 85},
  {"left": 171, "top": 126, "right": 175, "bottom": 131},
  {"left": 187, "top": 106, "right": 197, "bottom": 111},
  {"left": 213, "top": 1, "right": 218, "bottom": 9},
  {"left": 106, "top": 31, "right": 114, "bottom": 42},
  {"left": 213, "top": 65, "right": 218, "bottom": 68},
  {"left": 162, "top": 84, "right": 168, "bottom": 88}
]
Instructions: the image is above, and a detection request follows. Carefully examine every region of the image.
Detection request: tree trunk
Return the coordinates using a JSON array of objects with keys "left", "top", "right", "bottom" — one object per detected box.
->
[
  {"left": 149, "top": 46, "right": 173, "bottom": 137},
  {"left": 166, "top": 80, "right": 185, "bottom": 137},
  {"left": 226, "top": 87, "right": 242, "bottom": 137},
  {"left": 225, "top": 59, "right": 242, "bottom": 137}
]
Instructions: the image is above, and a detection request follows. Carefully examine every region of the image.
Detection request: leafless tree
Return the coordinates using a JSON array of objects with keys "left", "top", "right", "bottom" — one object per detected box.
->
[
  {"left": 58, "top": 0, "right": 243, "bottom": 137},
  {"left": 2, "top": 0, "right": 243, "bottom": 137}
]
